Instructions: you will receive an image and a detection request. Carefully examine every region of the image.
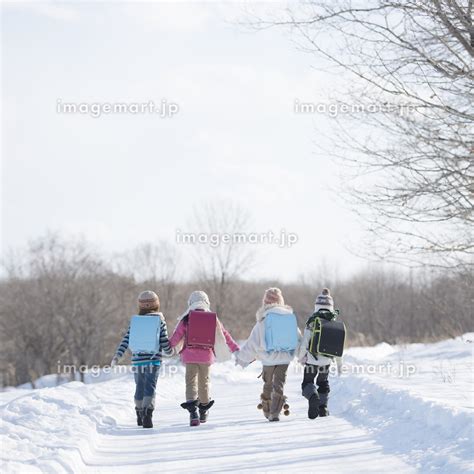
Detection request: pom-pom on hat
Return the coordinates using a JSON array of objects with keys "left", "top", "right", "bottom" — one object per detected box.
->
[
  {"left": 263, "top": 287, "right": 284, "bottom": 306},
  {"left": 314, "top": 288, "right": 334, "bottom": 312}
]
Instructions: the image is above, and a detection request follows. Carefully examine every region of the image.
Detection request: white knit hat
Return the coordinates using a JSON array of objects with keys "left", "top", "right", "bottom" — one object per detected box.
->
[
  {"left": 187, "top": 290, "right": 210, "bottom": 312},
  {"left": 314, "top": 288, "right": 334, "bottom": 312}
]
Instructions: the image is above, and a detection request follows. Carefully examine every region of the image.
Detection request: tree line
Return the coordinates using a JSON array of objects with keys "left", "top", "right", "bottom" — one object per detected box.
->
[{"left": 0, "top": 235, "right": 471, "bottom": 387}]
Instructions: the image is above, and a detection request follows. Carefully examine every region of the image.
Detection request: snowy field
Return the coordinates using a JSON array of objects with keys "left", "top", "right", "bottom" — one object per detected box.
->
[{"left": 1, "top": 335, "right": 473, "bottom": 473}]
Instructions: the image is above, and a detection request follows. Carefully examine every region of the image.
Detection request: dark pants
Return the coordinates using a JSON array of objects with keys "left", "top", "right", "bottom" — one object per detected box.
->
[
  {"left": 301, "top": 364, "right": 330, "bottom": 406},
  {"left": 134, "top": 365, "right": 160, "bottom": 410}
]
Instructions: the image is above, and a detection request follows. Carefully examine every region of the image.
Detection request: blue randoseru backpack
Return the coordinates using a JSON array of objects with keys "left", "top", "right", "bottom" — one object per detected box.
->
[
  {"left": 264, "top": 312, "right": 298, "bottom": 353},
  {"left": 128, "top": 315, "right": 161, "bottom": 353}
]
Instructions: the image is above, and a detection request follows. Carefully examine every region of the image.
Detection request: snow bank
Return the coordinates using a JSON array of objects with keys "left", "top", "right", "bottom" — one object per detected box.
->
[
  {"left": 1, "top": 380, "right": 119, "bottom": 473},
  {"left": 332, "top": 375, "right": 473, "bottom": 472},
  {"left": 344, "top": 333, "right": 474, "bottom": 411},
  {"left": 334, "top": 332, "right": 474, "bottom": 472}
]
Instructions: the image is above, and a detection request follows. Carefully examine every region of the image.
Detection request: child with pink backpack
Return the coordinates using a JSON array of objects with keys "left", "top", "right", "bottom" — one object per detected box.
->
[{"left": 169, "top": 291, "right": 240, "bottom": 426}]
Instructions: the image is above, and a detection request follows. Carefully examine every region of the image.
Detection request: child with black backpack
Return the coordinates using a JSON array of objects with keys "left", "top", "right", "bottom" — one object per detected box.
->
[
  {"left": 169, "top": 291, "right": 240, "bottom": 426},
  {"left": 236, "top": 288, "right": 301, "bottom": 422},
  {"left": 297, "top": 288, "right": 344, "bottom": 419},
  {"left": 111, "top": 290, "right": 173, "bottom": 429}
]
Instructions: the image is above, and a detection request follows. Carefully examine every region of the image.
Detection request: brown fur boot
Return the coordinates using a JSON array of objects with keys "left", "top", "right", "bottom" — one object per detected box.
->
[
  {"left": 257, "top": 394, "right": 271, "bottom": 419},
  {"left": 269, "top": 393, "right": 286, "bottom": 422}
]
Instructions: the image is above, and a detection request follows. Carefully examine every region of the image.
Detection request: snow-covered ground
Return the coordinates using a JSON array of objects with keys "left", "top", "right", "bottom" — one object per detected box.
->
[{"left": 1, "top": 335, "right": 473, "bottom": 473}]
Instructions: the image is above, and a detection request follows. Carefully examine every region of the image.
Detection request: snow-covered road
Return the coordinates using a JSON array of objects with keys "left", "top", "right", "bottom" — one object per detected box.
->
[{"left": 1, "top": 336, "right": 473, "bottom": 473}]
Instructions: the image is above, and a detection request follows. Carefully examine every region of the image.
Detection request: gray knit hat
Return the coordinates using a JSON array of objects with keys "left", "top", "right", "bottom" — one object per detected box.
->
[
  {"left": 187, "top": 290, "right": 210, "bottom": 309},
  {"left": 138, "top": 290, "right": 160, "bottom": 310},
  {"left": 178, "top": 290, "right": 211, "bottom": 321}
]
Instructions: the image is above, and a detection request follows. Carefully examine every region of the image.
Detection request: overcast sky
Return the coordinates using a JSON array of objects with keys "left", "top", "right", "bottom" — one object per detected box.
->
[{"left": 1, "top": 1, "right": 373, "bottom": 281}]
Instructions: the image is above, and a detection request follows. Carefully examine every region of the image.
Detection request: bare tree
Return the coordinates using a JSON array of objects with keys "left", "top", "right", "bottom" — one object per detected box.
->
[
  {"left": 0, "top": 235, "right": 125, "bottom": 384},
  {"left": 188, "top": 201, "right": 256, "bottom": 316},
  {"left": 250, "top": 0, "right": 473, "bottom": 269},
  {"left": 120, "top": 241, "right": 180, "bottom": 314}
]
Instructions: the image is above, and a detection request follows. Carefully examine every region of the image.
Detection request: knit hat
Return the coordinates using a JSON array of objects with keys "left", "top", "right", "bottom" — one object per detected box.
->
[
  {"left": 187, "top": 290, "right": 211, "bottom": 312},
  {"left": 314, "top": 288, "right": 334, "bottom": 312},
  {"left": 263, "top": 287, "right": 284, "bottom": 306},
  {"left": 138, "top": 290, "right": 160, "bottom": 311}
]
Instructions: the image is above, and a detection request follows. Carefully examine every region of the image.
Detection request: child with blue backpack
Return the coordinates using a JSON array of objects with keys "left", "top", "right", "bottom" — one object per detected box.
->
[
  {"left": 297, "top": 288, "right": 339, "bottom": 419},
  {"left": 236, "top": 288, "right": 301, "bottom": 422},
  {"left": 111, "top": 290, "right": 173, "bottom": 429}
]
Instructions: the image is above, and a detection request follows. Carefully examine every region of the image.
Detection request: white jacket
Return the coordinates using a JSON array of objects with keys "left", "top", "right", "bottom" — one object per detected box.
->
[
  {"left": 297, "top": 327, "right": 333, "bottom": 366},
  {"left": 237, "top": 304, "right": 301, "bottom": 367}
]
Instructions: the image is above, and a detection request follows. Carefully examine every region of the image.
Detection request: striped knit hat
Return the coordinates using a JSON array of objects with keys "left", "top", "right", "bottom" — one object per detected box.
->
[
  {"left": 138, "top": 290, "right": 160, "bottom": 311},
  {"left": 263, "top": 287, "right": 284, "bottom": 306},
  {"left": 314, "top": 288, "right": 334, "bottom": 312}
]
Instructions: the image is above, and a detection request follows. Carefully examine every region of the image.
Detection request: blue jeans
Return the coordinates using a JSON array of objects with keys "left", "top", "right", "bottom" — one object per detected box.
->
[{"left": 134, "top": 365, "right": 160, "bottom": 410}]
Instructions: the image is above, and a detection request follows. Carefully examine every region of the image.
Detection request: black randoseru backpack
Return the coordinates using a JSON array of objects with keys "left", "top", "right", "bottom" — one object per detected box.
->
[{"left": 308, "top": 309, "right": 346, "bottom": 358}]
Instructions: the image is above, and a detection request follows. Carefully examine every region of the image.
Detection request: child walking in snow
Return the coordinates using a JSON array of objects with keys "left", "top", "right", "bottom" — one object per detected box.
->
[
  {"left": 236, "top": 288, "right": 300, "bottom": 422},
  {"left": 111, "top": 290, "right": 173, "bottom": 429},
  {"left": 297, "top": 288, "right": 338, "bottom": 419},
  {"left": 169, "top": 290, "right": 240, "bottom": 426}
]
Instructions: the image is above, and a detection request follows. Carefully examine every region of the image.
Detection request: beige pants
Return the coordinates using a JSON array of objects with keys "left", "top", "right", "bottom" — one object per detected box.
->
[
  {"left": 262, "top": 364, "right": 289, "bottom": 399},
  {"left": 262, "top": 364, "right": 289, "bottom": 418},
  {"left": 185, "top": 363, "right": 211, "bottom": 404}
]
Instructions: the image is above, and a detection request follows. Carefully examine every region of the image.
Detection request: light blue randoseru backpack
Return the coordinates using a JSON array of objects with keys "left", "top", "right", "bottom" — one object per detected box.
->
[
  {"left": 128, "top": 315, "right": 161, "bottom": 353},
  {"left": 264, "top": 312, "right": 298, "bottom": 353}
]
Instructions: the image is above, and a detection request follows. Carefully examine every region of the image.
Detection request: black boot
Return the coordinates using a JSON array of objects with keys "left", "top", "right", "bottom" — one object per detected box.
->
[
  {"left": 142, "top": 408, "right": 154, "bottom": 428},
  {"left": 318, "top": 392, "right": 329, "bottom": 417},
  {"left": 302, "top": 384, "right": 319, "bottom": 420},
  {"left": 319, "top": 405, "right": 329, "bottom": 417},
  {"left": 180, "top": 400, "right": 200, "bottom": 426},
  {"left": 135, "top": 408, "right": 143, "bottom": 426},
  {"left": 308, "top": 394, "right": 320, "bottom": 419},
  {"left": 198, "top": 400, "right": 215, "bottom": 423}
]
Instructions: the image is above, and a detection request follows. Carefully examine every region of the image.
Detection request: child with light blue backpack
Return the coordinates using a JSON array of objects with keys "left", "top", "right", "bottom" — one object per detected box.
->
[
  {"left": 111, "top": 290, "right": 173, "bottom": 429},
  {"left": 236, "top": 288, "right": 301, "bottom": 421}
]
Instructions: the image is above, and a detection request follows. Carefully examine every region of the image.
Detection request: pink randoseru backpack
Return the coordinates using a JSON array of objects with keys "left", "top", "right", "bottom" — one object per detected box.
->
[{"left": 187, "top": 311, "right": 217, "bottom": 348}]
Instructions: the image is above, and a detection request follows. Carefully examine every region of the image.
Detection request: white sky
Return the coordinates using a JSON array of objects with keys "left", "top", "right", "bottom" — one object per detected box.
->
[{"left": 1, "top": 1, "right": 373, "bottom": 281}]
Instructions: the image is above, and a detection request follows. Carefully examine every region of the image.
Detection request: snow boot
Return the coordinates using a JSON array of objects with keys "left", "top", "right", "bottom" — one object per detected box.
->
[
  {"left": 181, "top": 400, "right": 200, "bottom": 426},
  {"left": 319, "top": 405, "right": 329, "bottom": 417},
  {"left": 318, "top": 392, "right": 329, "bottom": 417},
  {"left": 135, "top": 408, "right": 143, "bottom": 426},
  {"left": 269, "top": 393, "right": 286, "bottom": 422},
  {"left": 142, "top": 408, "right": 154, "bottom": 428},
  {"left": 257, "top": 394, "right": 271, "bottom": 419},
  {"left": 198, "top": 400, "right": 215, "bottom": 423},
  {"left": 302, "top": 383, "right": 320, "bottom": 419},
  {"left": 308, "top": 395, "right": 320, "bottom": 419}
]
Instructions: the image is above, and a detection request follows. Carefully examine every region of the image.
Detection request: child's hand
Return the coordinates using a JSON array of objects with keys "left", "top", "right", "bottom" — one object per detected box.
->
[
  {"left": 235, "top": 357, "right": 249, "bottom": 369},
  {"left": 298, "top": 356, "right": 307, "bottom": 365}
]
